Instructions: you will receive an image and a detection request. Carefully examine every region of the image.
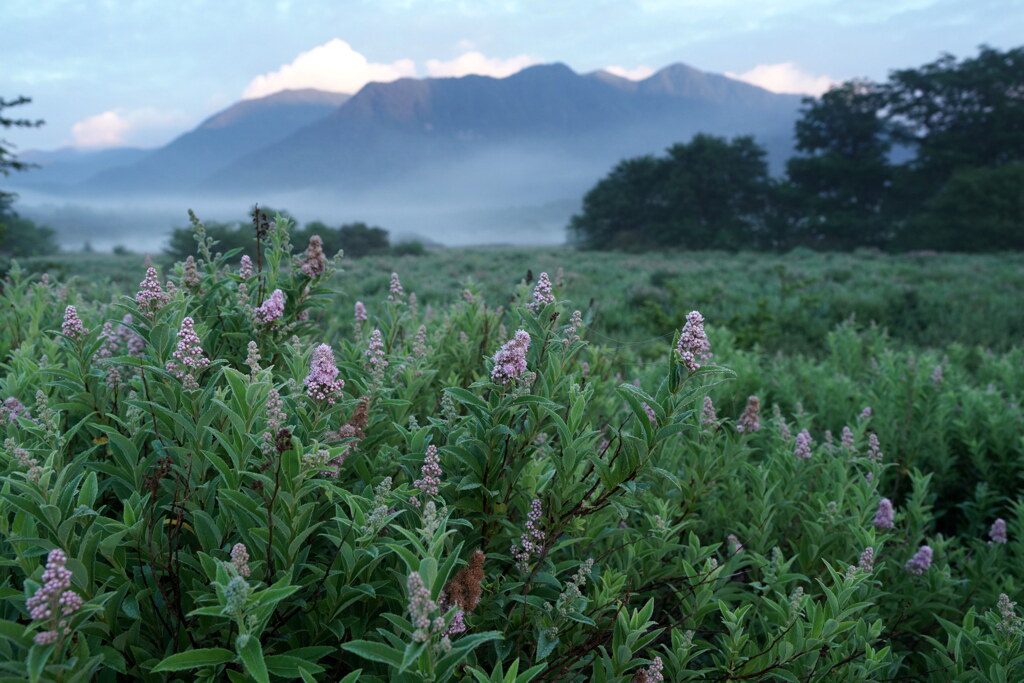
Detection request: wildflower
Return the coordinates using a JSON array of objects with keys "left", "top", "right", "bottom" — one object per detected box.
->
[
  {"left": 406, "top": 571, "right": 444, "bottom": 642},
  {"left": 361, "top": 478, "right": 393, "bottom": 536},
  {"left": 557, "top": 558, "right": 595, "bottom": 616},
  {"left": 737, "top": 396, "right": 761, "bottom": 433},
  {"left": 527, "top": 272, "right": 554, "bottom": 312},
  {"left": 411, "top": 445, "right": 442, "bottom": 505},
  {"left": 166, "top": 317, "right": 210, "bottom": 390},
  {"left": 702, "top": 396, "right": 717, "bottom": 427},
  {"left": 867, "top": 433, "right": 883, "bottom": 462},
  {"left": 873, "top": 498, "right": 895, "bottom": 529},
  {"left": 260, "top": 388, "right": 286, "bottom": 454},
  {"left": 858, "top": 547, "right": 875, "bottom": 573},
  {"left": 354, "top": 301, "right": 367, "bottom": 322},
  {"left": 25, "top": 549, "right": 83, "bottom": 646},
  {"left": 905, "top": 545, "right": 933, "bottom": 575},
  {"left": 299, "top": 235, "right": 326, "bottom": 277},
  {"left": 94, "top": 322, "right": 118, "bottom": 361},
  {"left": 631, "top": 656, "right": 664, "bottom": 683},
  {"left": 412, "top": 325, "right": 430, "bottom": 359},
  {"left": 245, "top": 341, "right": 262, "bottom": 378},
  {"left": 365, "top": 329, "right": 388, "bottom": 375},
  {"left": 443, "top": 550, "right": 485, "bottom": 614},
  {"left": 230, "top": 543, "right": 251, "bottom": 578},
  {"left": 136, "top": 267, "right": 170, "bottom": 314},
  {"left": 794, "top": 429, "right": 813, "bottom": 459},
  {"left": 223, "top": 575, "right": 251, "bottom": 617},
  {"left": 491, "top": 330, "right": 531, "bottom": 385},
  {"left": 304, "top": 344, "right": 345, "bottom": 404},
  {"left": 254, "top": 289, "right": 286, "bottom": 324},
  {"left": 61, "top": 305, "right": 87, "bottom": 341},
  {"left": 1, "top": 397, "right": 30, "bottom": 424},
  {"left": 778, "top": 420, "right": 792, "bottom": 443},
  {"left": 388, "top": 272, "right": 404, "bottom": 302},
  {"left": 841, "top": 426, "right": 855, "bottom": 452},
  {"left": 996, "top": 593, "right": 1021, "bottom": 634},
  {"left": 511, "top": 498, "right": 546, "bottom": 572},
  {"left": 675, "top": 310, "right": 712, "bottom": 372},
  {"left": 182, "top": 255, "right": 200, "bottom": 288},
  {"left": 239, "top": 255, "right": 254, "bottom": 279},
  {"left": 860, "top": 406, "right": 873, "bottom": 419},
  {"left": 462, "top": 289, "right": 475, "bottom": 304},
  {"left": 727, "top": 534, "right": 743, "bottom": 555},
  {"left": 408, "top": 292, "right": 418, "bottom": 317},
  {"left": 931, "top": 364, "right": 943, "bottom": 384},
  {"left": 990, "top": 518, "right": 1008, "bottom": 544},
  {"left": 562, "top": 309, "right": 583, "bottom": 347}
]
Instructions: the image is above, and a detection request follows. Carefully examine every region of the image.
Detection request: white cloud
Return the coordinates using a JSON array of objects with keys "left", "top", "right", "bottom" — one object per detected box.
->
[
  {"left": 603, "top": 65, "right": 656, "bottom": 81},
  {"left": 242, "top": 39, "right": 417, "bottom": 99},
  {"left": 71, "top": 108, "right": 190, "bottom": 148},
  {"left": 725, "top": 62, "right": 835, "bottom": 96},
  {"left": 425, "top": 51, "right": 541, "bottom": 79}
]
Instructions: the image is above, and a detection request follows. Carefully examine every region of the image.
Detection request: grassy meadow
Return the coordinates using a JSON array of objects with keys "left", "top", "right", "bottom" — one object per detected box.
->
[{"left": 1, "top": 231, "right": 1023, "bottom": 681}]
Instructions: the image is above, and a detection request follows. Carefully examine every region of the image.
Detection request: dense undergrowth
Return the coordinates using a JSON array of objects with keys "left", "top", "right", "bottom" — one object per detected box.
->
[{"left": 1, "top": 214, "right": 1022, "bottom": 681}]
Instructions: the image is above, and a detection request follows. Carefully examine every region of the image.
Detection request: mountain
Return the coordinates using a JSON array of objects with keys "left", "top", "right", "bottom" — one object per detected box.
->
[
  {"left": 81, "top": 89, "right": 350, "bottom": 192},
  {"left": 15, "top": 147, "right": 151, "bottom": 189},
  {"left": 204, "top": 62, "right": 802, "bottom": 196}
]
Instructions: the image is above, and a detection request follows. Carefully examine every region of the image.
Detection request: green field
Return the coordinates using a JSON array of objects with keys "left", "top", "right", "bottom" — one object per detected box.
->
[{"left": 2, "top": 239, "right": 1023, "bottom": 680}]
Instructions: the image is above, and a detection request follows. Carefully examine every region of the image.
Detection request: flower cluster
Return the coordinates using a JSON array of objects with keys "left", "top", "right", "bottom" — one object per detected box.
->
[
  {"left": 230, "top": 543, "right": 251, "bottom": 578},
  {"left": 841, "top": 426, "right": 855, "bottom": 452},
  {"left": 511, "top": 498, "right": 546, "bottom": 571},
  {"left": 406, "top": 571, "right": 445, "bottom": 643},
  {"left": 905, "top": 545, "right": 933, "bottom": 575},
  {"left": 181, "top": 255, "right": 200, "bottom": 288},
  {"left": 299, "top": 235, "right": 326, "bottom": 277},
  {"left": 136, "top": 267, "right": 170, "bottom": 314},
  {"left": 61, "top": 305, "right": 87, "bottom": 341},
  {"left": 491, "top": 330, "right": 531, "bottom": 385},
  {"left": 990, "top": 518, "right": 1008, "bottom": 544},
  {"left": 527, "top": 271, "right": 554, "bottom": 312},
  {"left": 412, "top": 325, "right": 430, "bottom": 359},
  {"left": 858, "top": 547, "right": 875, "bottom": 573},
  {"left": 737, "top": 395, "right": 761, "bottom": 433},
  {"left": 794, "top": 429, "right": 813, "bottom": 459},
  {"left": 304, "top": 344, "right": 345, "bottom": 404},
  {"left": 931, "top": 364, "right": 943, "bottom": 384},
  {"left": 996, "top": 593, "right": 1021, "bottom": 634},
  {"left": 166, "top": 317, "right": 210, "bottom": 390},
  {"left": 631, "top": 656, "right": 665, "bottom": 683},
  {"left": 26, "top": 549, "right": 83, "bottom": 646},
  {"left": 676, "top": 310, "right": 712, "bottom": 372},
  {"left": 562, "top": 309, "right": 583, "bottom": 347},
  {"left": 388, "top": 272, "right": 404, "bottom": 302},
  {"left": 261, "top": 388, "right": 287, "bottom": 455},
  {"left": 873, "top": 498, "right": 895, "bottom": 529},
  {"left": 239, "top": 255, "right": 254, "bottom": 279},
  {"left": 2, "top": 397, "right": 31, "bottom": 424},
  {"left": 411, "top": 445, "right": 442, "bottom": 505},
  {"left": 702, "top": 396, "right": 718, "bottom": 427},
  {"left": 867, "top": 433, "right": 883, "bottom": 462},
  {"left": 365, "top": 329, "right": 388, "bottom": 375},
  {"left": 254, "top": 289, "right": 286, "bottom": 324},
  {"left": 557, "top": 558, "right": 595, "bottom": 616},
  {"left": 354, "top": 301, "right": 367, "bottom": 322}
]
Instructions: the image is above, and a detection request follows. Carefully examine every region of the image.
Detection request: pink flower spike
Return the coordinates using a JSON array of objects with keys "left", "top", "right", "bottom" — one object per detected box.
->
[
  {"left": 491, "top": 330, "right": 530, "bottom": 385},
  {"left": 676, "top": 310, "right": 712, "bottom": 372},
  {"left": 166, "top": 317, "right": 210, "bottom": 390},
  {"left": 304, "top": 343, "right": 345, "bottom": 404},
  {"left": 254, "top": 289, "right": 286, "bottom": 324},
  {"left": 61, "top": 306, "right": 87, "bottom": 341}
]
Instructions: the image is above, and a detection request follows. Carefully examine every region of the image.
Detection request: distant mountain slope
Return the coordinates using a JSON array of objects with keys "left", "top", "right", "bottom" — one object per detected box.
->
[
  {"left": 208, "top": 62, "right": 802, "bottom": 195},
  {"left": 16, "top": 147, "right": 151, "bottom": 189},
  {"left": 82, "top": 89, "right": 350, "bottom": 192}
]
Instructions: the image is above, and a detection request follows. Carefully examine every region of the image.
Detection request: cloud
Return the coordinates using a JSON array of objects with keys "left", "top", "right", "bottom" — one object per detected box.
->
[
  {"left": 242, "top": 39, "right": 416, "bottom": 98},
  {"left": 425, "top": 51, "right": 541, "bottom": 79},
  {"left": 725, "top": 62, "right": 835, "bottom": 96},
  {"left": 603, "top": 65, "right": 656, "bottom": 81},
  {"left": 71, "top": 108, "right": 190, "bottom": 148}
]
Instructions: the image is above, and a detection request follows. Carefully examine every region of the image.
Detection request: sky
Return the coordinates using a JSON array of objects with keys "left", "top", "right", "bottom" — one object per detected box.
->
[{"left": 2, "top": 0, "right": 1022, "bottom": 152}]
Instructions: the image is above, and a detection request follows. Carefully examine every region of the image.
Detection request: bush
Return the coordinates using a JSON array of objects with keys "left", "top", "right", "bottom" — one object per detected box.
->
[{"left": 0, "top": 213, "right": 1022, "bottom": 680}]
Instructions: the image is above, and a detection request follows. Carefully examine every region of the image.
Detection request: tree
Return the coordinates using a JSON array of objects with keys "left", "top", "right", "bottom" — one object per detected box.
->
[
  {"left": 569, "top": 135, "right": 772, "bottom": 251},
  {"left": 785, "top": 80, "right": 893, "bottom": 248},
  {"left": 1, "top": 96, "right": 43, "bottom": 213},
  {"left": 900, "top": 163, "right": 1024, "bottom": 251}
]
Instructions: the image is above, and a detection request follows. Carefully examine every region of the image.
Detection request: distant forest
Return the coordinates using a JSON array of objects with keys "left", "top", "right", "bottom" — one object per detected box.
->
[{"left": 570, "top": 45, "right": 1024, "bottom": 252}]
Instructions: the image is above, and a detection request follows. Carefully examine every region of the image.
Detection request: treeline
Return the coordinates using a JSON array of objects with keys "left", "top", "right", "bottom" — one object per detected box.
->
[
  {"left": 570, "top": 45, "right": 1024, "bottom": 252},
  {"left": 164, "top": 208, "right": 424, "bottom": 262}
]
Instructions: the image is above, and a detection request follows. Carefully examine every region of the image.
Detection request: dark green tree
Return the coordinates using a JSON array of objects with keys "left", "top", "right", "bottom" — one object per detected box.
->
[
  {"left": 569, "top": 135, "right": 772, "bottom": 250},
  {"left": 900, "top": 163, "right": 1024, "bottom": 251},
  {"left": 1, "top": 96, "right": 53, "bottom": 257},
  {"left": 785, "top": 80, "right": 893, "bottom": 249}
]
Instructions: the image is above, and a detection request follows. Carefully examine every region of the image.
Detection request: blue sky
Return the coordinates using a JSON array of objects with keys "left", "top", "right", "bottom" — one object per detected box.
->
[{"left": 3, "top": 0, "right": 1022, "bottom": 151}]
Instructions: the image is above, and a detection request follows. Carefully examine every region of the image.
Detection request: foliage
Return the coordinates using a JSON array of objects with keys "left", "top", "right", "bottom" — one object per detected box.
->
[
  {"left": 568, "top": 135, "right": 772, "bottom": 251},
  {"left": 0, "top": 213, "right": 59, "bottom": 259},
  {"left": 0, "top": 212, "right": 1023, "bottom": 680}
]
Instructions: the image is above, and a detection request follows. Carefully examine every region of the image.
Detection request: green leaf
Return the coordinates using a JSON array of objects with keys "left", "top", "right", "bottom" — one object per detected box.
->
[
  {"left": 341, "top": 640, "right": 405, "bottom": 667},
  {"left": 152, "top": 648, "right": 235, "bottom": 672},
  {"left": 237, "top": 635, "right": 270, "bottom": 683}
]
